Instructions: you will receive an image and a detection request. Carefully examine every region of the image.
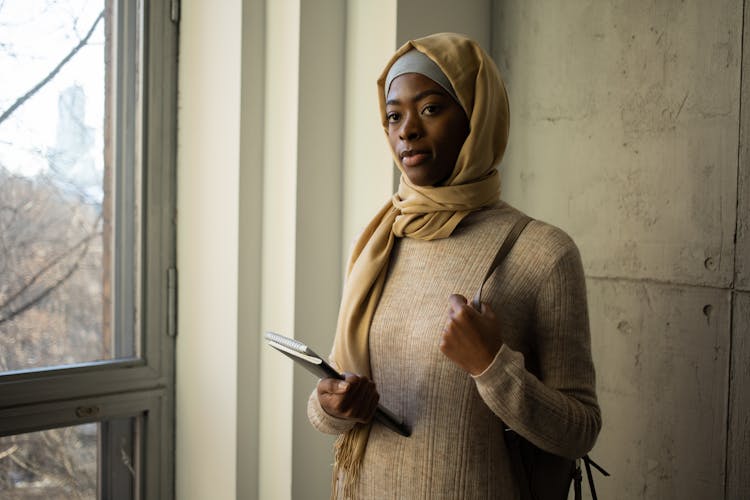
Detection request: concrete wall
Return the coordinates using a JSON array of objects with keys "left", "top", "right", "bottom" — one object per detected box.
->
[
  {"left": 730, "top": 7, "right": 750, "bottom": 497},
  {"left": 493, "top": 0, "right": 746, "bottom": 497}
]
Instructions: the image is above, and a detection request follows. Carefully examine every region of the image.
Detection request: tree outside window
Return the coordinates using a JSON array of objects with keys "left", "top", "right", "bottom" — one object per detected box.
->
[{"left": 0, "top": 1, "right": 176, "bottom": 498}]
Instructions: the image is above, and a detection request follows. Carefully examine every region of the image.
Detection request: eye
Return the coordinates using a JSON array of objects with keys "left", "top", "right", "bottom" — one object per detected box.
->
[
  {"left": 422, "top": 104, "right": 441, "bottom": 115},
  {"left": 386, "top": 111, "right": 401, "bottom": 124}
]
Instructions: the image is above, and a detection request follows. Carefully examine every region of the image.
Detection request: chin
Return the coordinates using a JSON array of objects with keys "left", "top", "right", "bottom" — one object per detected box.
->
[
  {"left": 405, "top": 175, "right": 433, "bottom": 187},
  {"left": 403, "top": 169, "right": 433, "bottom": 187}
]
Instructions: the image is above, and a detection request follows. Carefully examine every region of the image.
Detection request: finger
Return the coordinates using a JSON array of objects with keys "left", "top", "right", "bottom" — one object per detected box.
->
[
  {"left": 318, "top": 377, "right": 349, "bottom": 395},
  {"left": 330, "top": 374, "right": 358, "bottom": 411},
  {"left": 318, "top": 389, "right": 348, "bottom": 418},
  {"left": 438, "top": 334, "right": 449, "bottom": 355},
  {"left": 448, "top": 293, "right": 468, "bottom": 310},
  {"left": 364, "top": 391, "right": 380, "bottom": 422},
  {"left": 341, "top": 372, "right": 366, "bottom": 393},
  {"left": 343, "top": 378, "right": 375, "bottom": 418},
  {"left": 356, "top": 381, "right": 379, "bottom": 422},
  {"left": 345, "top": 376, "right": 373, "bottom": 412},
  {"left": 439, "top": 328, "right": 455, "bottom": 355},
  {"left": 448, "top": 294, "right": 472, "bottom": 322}
]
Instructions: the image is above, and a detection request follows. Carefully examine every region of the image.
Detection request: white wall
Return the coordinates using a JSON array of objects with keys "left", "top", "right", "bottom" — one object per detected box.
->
[
  {"left": 176, "top": 1, "right": 242, "bottom": 499},
  {"left": 256, "top": 1, "right": 300, "bottom": 497},
  {"left": 236, "top": 0, "right": 265, "bottom": 496},
  {"left": 342, "top": 0, "right": 398, "bottom": 253}
]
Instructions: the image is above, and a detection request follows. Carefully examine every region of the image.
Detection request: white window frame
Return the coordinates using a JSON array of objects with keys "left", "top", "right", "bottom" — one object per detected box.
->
[{"left": 0, "top": 1, "right": 178, "bottom": 498}]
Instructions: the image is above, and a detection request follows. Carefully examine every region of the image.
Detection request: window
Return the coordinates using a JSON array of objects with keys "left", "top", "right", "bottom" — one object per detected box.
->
[{"left": 0, "top": 0, "right": 177, "bottom": 498}]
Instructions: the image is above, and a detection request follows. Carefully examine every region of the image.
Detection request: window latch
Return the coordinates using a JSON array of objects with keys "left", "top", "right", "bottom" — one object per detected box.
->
[{"left": 75, "top": 405, "right": 100, "bottom": 419}]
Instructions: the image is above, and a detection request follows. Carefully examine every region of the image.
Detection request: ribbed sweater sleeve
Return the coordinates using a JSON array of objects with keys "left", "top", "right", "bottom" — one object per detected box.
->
[
  {"left": 307, "top": 389, "right": 356, "bottom": 435},
  {"left": 472, "top": 243, "right": 601, "bottom": 459}
]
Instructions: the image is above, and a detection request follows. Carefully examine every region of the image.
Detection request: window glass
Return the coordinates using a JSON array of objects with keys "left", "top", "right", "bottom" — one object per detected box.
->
[
  {"left": 0, "top": 418, "right": 137, "bottom": 499},
  {"left": 0, "top": 0, "right": 173, "bottom": 496},
  {"left": 0, "top": 0, "right": 138, "bottom": 372}
]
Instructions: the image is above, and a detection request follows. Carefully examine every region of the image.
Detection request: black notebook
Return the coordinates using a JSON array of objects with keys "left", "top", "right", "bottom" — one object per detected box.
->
[{"left": 264, "top": 331, "right": 411, "bottom": 437}]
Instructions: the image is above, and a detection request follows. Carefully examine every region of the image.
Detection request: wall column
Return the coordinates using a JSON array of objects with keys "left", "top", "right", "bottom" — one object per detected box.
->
[{"left": 176, "top": 1, "right": 243, "bottom": 499}]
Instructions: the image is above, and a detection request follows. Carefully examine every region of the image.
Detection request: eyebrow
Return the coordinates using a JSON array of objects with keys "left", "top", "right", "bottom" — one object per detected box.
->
[{"left": 385, "top": 88, "right": 448, "bottom": 106}]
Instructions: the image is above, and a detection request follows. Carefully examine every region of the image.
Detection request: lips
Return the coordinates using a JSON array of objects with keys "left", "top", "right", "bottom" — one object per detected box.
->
[{"left": 400, "top": 149, "right": 431, "bottom": 167}]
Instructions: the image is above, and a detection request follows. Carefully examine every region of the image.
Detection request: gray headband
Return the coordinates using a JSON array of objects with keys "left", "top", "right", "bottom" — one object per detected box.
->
[{"left": 384, "top": 49, "right": 460, "bottom": 104}]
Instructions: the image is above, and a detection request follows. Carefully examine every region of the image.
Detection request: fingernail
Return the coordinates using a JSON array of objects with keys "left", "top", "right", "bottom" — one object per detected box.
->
[{"left": 337, "top": 381, "right": 349, "bottom": 391}]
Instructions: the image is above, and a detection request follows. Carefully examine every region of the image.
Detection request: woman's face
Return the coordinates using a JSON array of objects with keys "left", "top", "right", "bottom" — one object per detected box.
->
[{"left": 386, "top": 73, "right": 470, "bottom": 187}]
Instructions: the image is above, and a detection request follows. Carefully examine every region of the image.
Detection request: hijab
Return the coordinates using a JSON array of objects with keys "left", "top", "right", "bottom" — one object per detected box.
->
[{"left": 329, "top": 32, "right": 510, "bottom": 497}]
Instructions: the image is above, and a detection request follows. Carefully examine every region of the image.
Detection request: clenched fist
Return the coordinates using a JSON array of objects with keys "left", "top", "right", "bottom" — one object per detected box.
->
[{"left": 440, "top": 294, "right": 504, "bottom": 376}]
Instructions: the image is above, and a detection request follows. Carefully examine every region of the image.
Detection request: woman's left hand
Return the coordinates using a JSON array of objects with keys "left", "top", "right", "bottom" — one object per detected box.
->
[{"left": 440, "top": 294, "right": 504, "bottom": 376}]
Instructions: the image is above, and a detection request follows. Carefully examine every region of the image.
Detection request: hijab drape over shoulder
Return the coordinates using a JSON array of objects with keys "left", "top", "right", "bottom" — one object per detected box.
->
[{"left": 329, "top": 32, "right": 510, "bottom": 496}]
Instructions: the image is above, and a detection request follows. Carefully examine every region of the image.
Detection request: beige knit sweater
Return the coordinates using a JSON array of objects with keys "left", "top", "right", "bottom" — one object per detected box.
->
[{"left": 308, "top": 202, "right": 601, "bottom": 499}]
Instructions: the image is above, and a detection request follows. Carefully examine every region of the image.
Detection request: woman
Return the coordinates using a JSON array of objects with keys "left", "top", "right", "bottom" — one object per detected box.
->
[{"left": 308, "top": 32, "right": 601, "bottom": 499}]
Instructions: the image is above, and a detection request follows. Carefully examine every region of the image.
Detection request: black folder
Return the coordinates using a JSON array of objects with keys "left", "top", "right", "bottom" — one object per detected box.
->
[{"left": 264, "top": 331, "right": 411, "bottom": 437}]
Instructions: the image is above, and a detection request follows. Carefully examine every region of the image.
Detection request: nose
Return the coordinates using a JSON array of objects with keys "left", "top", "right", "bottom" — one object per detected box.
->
[{"left": 399, "top": 112, "right": 423, "bottom": 141}]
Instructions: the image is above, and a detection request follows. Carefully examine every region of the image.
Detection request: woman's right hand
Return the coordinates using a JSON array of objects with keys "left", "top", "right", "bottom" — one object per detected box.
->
[{"left": 317, "top": 373, "right": 380, "bottom": 423}]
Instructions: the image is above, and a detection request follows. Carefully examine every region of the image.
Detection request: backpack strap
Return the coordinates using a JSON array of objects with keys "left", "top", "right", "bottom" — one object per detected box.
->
[
  {"left": 472, "top": 214, "right": 611, "bottom": 499},
  {"left": 583, "top": 455, "right": 610, "bottom": 500},
  {"left": 471, "top": 214, "right": 533, "bottom": 310}
]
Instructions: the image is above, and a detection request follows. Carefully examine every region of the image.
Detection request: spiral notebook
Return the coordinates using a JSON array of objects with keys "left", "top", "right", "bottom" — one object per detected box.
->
[{"left": 264, "top": 331, "right": 411, "bottom": 437}]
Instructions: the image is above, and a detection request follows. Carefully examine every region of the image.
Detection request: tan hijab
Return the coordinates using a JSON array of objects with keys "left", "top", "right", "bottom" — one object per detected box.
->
[{"left": 330, "top": 32, "right": 510, "bottom": 496}]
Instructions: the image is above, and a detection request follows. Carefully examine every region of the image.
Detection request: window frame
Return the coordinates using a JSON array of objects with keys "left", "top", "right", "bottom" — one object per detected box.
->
[{"left": 0, "top": 0, "right": 178, "bottom": 498}]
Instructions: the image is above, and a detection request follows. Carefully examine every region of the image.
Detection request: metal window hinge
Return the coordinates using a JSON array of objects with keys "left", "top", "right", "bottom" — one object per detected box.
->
[
  {"left": 167, "top": 267, "right": 177, "bottom": 337},
  {"left": 171, "top": 0, "right": 180, "bottom": 23}
]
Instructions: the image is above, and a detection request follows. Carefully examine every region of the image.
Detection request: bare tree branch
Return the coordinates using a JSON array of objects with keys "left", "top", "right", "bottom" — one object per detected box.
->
[
  {"left": 0, "top": 259, "right": 80, "bottom": 326},
  {"left": 0, "top": 445, "right": 18, "bottom": 460},
  {"left": 0, "top": 10, "right": 104, "bottom": 126},
  {"left": 0, "top": 210, "right": 100, "bottom": 308},
  {"left": 0, "top": 229, "right": 98, "bottom": 325},
  {"left": 7, "top": 449, "right": 45, "bottom": 481}
]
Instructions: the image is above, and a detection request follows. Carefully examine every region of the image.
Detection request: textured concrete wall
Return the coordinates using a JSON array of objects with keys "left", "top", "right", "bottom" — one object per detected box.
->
[
  {"left": 492, "top": 0, "right": 744, "bottom": 498},
  {"left": 729, "top": 5, "right": 750, "bottom": 497}
]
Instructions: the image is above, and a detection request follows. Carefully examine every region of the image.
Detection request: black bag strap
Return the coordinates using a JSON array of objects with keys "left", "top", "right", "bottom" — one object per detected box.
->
[
  {"left": 471, "top": 214, "right": 533, "bottom": 310},
  {"left": 504, "top": 427, "right": 534, "bottom": 500},
  {"left": 470, "top": 213, "right": 532, "bottom": 500},
  {"left": 583, "top": 455, "right": 610, "bottom": 500},
  {"left": 471, "top": 213, "right": 610, "bottom": 499}
]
